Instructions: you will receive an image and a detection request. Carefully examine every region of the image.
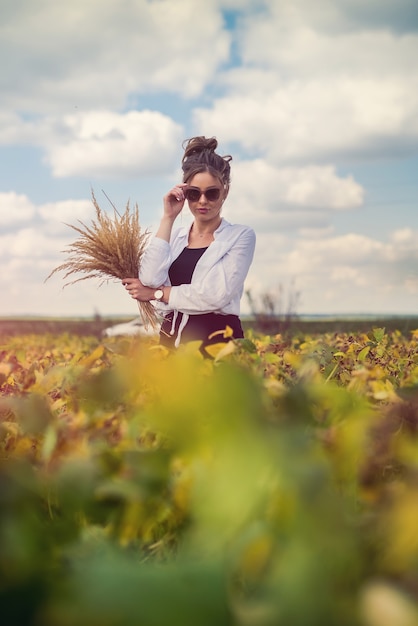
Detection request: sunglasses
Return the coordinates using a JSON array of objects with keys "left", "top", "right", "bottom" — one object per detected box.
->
[{"left": 185, "top": 187, "right": 221, "bottom": 202}]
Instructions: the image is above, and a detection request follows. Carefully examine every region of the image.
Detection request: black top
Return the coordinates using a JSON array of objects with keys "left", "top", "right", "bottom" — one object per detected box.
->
[{"left": 169, "top": 246, "right": 208, "bottom": 285}]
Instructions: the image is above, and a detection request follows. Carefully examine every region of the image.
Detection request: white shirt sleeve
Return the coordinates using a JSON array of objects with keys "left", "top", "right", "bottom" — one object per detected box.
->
[{"left": 138, "top": 237, "right": 172, "bottom": 287}]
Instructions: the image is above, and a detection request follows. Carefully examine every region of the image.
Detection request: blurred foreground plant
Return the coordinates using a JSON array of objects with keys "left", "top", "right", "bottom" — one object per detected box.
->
[{"left": 1, "top": 331, "right": 418, "bottom": 625}]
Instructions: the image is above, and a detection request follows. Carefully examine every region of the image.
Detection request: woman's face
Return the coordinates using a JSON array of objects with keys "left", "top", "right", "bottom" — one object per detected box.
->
[{"left": 186, "top": 171, "right": 227, "bottom": 226}]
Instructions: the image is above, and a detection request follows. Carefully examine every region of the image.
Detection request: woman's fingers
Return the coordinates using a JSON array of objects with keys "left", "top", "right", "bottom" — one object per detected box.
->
[
  {"left": 163, "top": 184, "right": 188, "bottom": 216},
  {"left": 121, "top": 278, "right": 151, "bottom": 301},
  {"left": 173, "top": 183, "right": 188, "bottom": 201},
  {"left": 122, "top": 278, "right": 139, "bottom": 297}
]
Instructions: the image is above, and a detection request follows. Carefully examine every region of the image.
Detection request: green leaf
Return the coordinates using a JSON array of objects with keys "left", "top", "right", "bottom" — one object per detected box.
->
[
  {"left": 372, "top": 327, "right": 386, "bottom": 343},
  {"left": 358, "top": 346, "right": 370, "bottom": 361},
  {"left": 239, "top": 338, "right": 258, "bottom": 353},
  {"left": 41, "top": 424, "right": 58, "bottom": 462}
]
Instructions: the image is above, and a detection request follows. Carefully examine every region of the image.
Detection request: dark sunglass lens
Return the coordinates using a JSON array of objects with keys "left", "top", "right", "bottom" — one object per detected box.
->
[
  {"left": 205, "top": 188, "right": 221, "bottom": 201},
  {"left": 186, "top": 189, "right": 201, "bottom": 202}
]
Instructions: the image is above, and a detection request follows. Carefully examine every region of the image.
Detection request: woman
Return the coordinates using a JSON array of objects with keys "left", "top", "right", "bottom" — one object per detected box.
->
[{"left": 123, "top": 136, "right": 256, "bottom": 354}]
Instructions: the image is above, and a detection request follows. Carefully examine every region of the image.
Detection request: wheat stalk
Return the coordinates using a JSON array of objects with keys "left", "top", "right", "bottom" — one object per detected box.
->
[{"left": 46, "top": 191, "right": 159, "bottom": 329}]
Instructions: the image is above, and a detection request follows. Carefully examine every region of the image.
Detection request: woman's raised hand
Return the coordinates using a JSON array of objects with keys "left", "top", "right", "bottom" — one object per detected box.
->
[{"left": 163, "top": 184, "right": 188, "bottom": 220}]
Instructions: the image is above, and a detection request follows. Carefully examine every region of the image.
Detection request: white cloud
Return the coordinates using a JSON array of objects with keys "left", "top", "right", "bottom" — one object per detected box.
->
[
  {"left": 0, "top": 222, "right": 134, "bottom": 316},
  {"left": 247, "top": 229, "right": 418, "bottom": 314},
  {"left": 391, "top": 228, "right": 415, "bottom": 243},
  {"left": 43, "top": 110, "right": 184, "bottom": 178},
  {"left": 292, "top": 234, "right": 385, "bottom": 267},
  {"left": 193, "top": 2, "right": 418, "bottom": 164},
  {"left": 0, "top": 0, "right": 230, "bottom": 113},
  {"left": 38, "top": 199, "right": 93, "bottom": 223},
  {"left": 0, "top": 228, "right": 69, "bottom": 260},
  {"left": 1, "top": 257, "right": 132, "bottom": 318},
  {"left": 239, "top": 7, "right": 418, "bottom": 76},
  {"left": 194, "top": 75, "right": 418, "bottom": 163},
  {"left": 0, "top": 110, "right": 184, "bottom": 179},
  {"left": 225, "top": 159, "right": 364, "bottom": 231},
  {"left": 329, "top": 266, "right": 367, "bottom": 287},
  {"left": 38, "top": 199, "right": 94, "bottom": 235},
  {"left": 0, "top": 192, "right": 36, "bottom": 225}
]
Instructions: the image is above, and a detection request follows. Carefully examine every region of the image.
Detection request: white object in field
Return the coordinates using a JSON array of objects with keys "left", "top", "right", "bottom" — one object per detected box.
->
[{"left": 103, "top": 317, "right": 158, "bottom": 337}]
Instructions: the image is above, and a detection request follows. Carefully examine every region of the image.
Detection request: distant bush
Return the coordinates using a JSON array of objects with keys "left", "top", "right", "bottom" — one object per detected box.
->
[{"left": 245, "top": 282, "right": 301, "bottom": 335}]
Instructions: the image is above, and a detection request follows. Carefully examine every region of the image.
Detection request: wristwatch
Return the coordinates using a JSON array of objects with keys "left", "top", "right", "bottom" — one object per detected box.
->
[{"left": 153, "top": 288, "right": 164, "bottom": 301}]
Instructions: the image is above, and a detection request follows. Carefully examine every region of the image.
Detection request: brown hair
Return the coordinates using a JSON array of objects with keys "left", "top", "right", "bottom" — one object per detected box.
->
[{"left": 181, "top": 136, "right": 232, "bottom": 190}]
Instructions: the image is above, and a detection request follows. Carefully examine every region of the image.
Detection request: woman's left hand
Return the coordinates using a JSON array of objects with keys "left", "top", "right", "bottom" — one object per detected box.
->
[{"left": 122, "top": 278, "right": 154, "bottom": 301}]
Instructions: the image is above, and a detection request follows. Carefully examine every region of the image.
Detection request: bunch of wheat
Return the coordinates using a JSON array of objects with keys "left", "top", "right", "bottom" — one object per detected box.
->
[{"left": 46, "top": 192, "right": 159, "bottom": 329}]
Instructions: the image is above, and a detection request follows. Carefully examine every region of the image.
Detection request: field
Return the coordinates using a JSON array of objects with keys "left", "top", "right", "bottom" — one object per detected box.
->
[
  {"left": 1, "top": 321, "right": 418, "bottom": 625},
  {"left": 2, "top": 314, "right": 418, "bottom": 338},
  {"left": 0, "top": 317, "right": 121, "bottom": 338}
]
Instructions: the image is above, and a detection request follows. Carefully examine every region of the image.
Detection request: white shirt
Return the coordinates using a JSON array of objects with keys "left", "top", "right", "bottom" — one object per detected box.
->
[{"left": 139, "top": 218, "right": 256, "bottom": 344}]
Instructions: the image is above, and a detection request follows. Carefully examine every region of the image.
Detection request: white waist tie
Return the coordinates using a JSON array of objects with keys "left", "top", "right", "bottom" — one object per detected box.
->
[{"left": 169, "top": 310, "right": 190, "bottom": 348}]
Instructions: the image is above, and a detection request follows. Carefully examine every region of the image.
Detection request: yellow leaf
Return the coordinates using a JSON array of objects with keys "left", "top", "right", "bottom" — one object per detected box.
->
[
  {"left": 14, "top": 436, "right": 37, "bottom": 459},
  {"left": 204, "top": 341, "right": 236, "bottom": 361},
  {"left": 0, "top": 421, "right": 20, "bottom": 438},
  {"left": 78, "top": 344, "right": 105, "bottom": 368},
  {"left": 381, "top": 486, "right": 418, "bottom": 572},
  {"left": 208, "top": 325, "right": 234, "bottom": 340}
]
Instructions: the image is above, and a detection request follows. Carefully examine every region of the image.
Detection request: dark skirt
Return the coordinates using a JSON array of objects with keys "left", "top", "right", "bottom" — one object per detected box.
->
[{"left": 160, "top": 311, "right": 244, "bottom": 354}]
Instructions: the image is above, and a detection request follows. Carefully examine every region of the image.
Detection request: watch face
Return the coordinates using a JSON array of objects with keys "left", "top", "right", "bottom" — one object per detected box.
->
[{"left": 154, "top": 289, "right": 163, "bottom": 300}]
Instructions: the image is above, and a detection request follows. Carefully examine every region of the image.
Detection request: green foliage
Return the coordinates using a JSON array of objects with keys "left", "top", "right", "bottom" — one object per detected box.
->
[{"left": 1, "top": 328, "right": 418, "bottom": 625}]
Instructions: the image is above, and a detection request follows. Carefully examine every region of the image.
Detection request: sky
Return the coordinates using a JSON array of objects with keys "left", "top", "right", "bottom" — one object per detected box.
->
[{"left": 1, "top": 0, "right": 418, "bottom": 319}]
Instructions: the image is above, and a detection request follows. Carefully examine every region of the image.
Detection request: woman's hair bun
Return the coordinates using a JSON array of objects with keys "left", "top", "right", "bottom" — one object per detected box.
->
[{"left": 182, "top": 136, "right": 218, "bottom": 158}]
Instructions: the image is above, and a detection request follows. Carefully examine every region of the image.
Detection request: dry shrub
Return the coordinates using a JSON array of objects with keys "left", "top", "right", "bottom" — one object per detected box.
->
[{"left": 46, "top": 191, "right": 159, "bottom": 329}]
